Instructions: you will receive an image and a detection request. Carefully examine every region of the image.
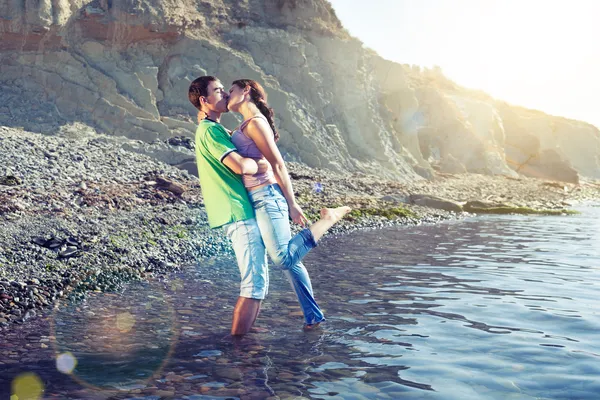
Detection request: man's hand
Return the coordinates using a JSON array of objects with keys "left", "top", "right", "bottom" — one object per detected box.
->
[
  {"left": 289, "top": 203, "right": 309, "bottom": 227},
  {"left": 255, "top": 158, "right": 270, "bottom": 175}
]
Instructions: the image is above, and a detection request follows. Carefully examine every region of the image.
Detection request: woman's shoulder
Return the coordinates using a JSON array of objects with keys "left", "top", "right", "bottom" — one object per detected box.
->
[
  {"left": 243, "top": 115, "right": 270, "bottom": 133},
  {"left": 242, "top": 114, "right": 267, "bottom": 127}
]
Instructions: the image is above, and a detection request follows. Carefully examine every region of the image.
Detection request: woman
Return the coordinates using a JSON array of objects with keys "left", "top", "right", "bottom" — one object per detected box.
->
[{"left": 215, "top": 79, "right": 350, "bottom": 329}]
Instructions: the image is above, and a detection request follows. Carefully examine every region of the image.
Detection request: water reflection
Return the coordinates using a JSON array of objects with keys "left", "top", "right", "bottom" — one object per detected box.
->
[{"left": 1, "top": 206, "right": 599, "bottom": 399}]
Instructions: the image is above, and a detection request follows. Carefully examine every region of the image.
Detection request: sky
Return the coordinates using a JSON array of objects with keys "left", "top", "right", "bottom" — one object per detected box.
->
[{"left": 328, "top": 0, "right": 600, "bottom": 128}]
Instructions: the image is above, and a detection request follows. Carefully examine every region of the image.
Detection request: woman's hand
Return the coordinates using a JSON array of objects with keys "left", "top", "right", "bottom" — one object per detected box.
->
[
  {"left": 289, "top": 203, "right": 309, "bottom": 227},
  {"left": 197, "top": 110, "right": 207, "bottom": 123}
]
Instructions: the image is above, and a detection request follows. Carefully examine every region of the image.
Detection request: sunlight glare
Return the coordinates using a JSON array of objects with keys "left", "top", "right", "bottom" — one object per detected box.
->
[{"left": 11, "top": 373, "right": 44, "bottom": 400}]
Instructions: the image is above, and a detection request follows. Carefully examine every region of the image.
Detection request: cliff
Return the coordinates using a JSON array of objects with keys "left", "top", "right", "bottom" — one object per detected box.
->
[{"left": 1, "top": 0, "right": 598, "bottom": 183}]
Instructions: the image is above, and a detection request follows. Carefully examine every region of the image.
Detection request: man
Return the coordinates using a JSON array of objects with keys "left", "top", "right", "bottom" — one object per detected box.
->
[{"left": 188, "top": 76, "right": 268, "bottom": 336}]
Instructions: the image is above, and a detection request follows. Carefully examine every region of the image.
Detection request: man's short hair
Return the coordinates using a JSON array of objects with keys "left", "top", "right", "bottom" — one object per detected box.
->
[{"left": 188, "top": 76, "right": 218, "bottom": 110}]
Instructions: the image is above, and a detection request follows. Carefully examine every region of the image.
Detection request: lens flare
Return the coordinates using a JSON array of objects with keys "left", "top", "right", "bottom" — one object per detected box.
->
[
  {"left": 56, "top": 352, "right": 78, "bottom": 374},
  {"left": 116, "top": 312, "right": 135, "bottom": 332},
  {"left": 49, "top": 277, "right": 178, "bottom": 392},
  {"left": 11, "top": 373, "right": 44, "bottom": 400}
]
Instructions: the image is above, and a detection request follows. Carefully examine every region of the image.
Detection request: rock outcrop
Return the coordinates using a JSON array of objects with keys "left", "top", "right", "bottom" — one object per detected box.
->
[
  {"left": 1, "top": 0, "right": 598, "bottom": 183},
  {"left": 408, "top": 194, "right": 463, "bottom": 213},
  {"left": 375, "top": 63, "right": 599, "bottom": 183},
  {"left": 497, "top": 103, "right": 599, "bottom": 183}
]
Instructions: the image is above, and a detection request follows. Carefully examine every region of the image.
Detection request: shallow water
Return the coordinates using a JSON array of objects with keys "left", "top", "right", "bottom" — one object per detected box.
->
[{"left": 1, "top": 205, "right": 599, "bottom": 399}]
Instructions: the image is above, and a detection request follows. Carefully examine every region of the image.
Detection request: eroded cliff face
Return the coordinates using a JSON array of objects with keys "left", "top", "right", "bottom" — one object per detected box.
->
[
  {"left": 373, "top": 61, "right": 600, "bottom": 183},
  {"left": 497, "top": 103, "right": 600, "bottom": 182},
  {"left": 1, "top": 0, "right": 598, "bottom": 183}
]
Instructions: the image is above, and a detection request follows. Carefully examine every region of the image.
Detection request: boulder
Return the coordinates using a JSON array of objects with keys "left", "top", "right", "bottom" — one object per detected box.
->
[
  {"left": 498, "top": 103, "right": 594, "bottom": 181},
  {"left": 380, "top": 194, "right": 409, "bottom": 204},
  {"left": 521, "top": 149, "right": 580, "bottom": 184},
  {"left": 408, "top": 194, "right": 463, "bottom": 213},
  {"left": 463, "top": 200, "right": 512, "bottom": 213}
]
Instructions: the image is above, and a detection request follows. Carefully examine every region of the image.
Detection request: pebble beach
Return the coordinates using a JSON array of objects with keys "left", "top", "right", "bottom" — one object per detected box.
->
[{"left": 1, "top": 125, "right": 599, "bottom": 332}]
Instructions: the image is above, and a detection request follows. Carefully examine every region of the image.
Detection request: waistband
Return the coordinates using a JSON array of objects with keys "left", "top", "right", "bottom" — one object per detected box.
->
[{"left": 248, "top": 183, "right": 281, "bottom": 195}]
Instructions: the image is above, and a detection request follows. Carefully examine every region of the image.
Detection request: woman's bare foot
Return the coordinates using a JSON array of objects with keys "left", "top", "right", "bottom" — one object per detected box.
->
[
  {"left": 303, "top": 322, "right": 322, "bottom": 331},
  {"left": 320, "top": 206, "right": 352, "bottom": 223},
  {"left": 309, "top": 206, "right": 352, "bottom": 242}
]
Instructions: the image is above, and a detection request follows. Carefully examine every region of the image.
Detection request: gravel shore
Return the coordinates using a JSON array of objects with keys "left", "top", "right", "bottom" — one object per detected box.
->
[{"left": 1, "top": 126, "right": 599, "bottom": 331}]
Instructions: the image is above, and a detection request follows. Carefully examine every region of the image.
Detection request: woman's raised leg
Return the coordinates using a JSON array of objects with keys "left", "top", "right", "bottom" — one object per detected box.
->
[{"left": 308, "top": 206, "right": 352, "bottom": 242}]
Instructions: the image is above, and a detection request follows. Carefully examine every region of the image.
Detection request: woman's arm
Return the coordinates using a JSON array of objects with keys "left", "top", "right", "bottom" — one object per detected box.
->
[{"left": 245, "top": 118, "right": 309, "bottom": 227}]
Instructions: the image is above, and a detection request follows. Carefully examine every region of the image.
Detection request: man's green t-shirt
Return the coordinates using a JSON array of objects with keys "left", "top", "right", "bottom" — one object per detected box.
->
[{"left": 194, "top": 119, "right": 254, "bottom": 228}]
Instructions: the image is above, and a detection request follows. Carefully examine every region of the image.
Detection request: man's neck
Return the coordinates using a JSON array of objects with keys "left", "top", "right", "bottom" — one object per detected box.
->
[{"left": 205, "top": 110, "right": 222, "bottom": 123}]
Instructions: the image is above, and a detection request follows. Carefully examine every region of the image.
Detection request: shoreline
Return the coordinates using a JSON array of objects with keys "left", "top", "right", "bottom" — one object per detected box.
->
[{"left": 1, "top": 127, "right": 599, "bottom": 331}]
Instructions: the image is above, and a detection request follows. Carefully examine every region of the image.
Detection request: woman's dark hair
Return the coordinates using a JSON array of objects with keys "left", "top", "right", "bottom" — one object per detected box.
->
[{"left": 232, "top": 79, "right": 279, "bottom": 141}]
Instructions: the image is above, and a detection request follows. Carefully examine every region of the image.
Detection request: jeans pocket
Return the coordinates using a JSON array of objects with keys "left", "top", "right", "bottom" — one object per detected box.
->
[
  {"left": 275, "top": 197, "right": 288, "bottom": 214},
  {"left": 268, "top": 197, "right": 286, "bottom": 218}
]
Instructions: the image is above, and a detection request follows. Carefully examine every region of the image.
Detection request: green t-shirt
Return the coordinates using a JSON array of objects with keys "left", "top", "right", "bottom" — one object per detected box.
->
[{"left": 194, "top": 119, "right": 254, "bottom": 228}]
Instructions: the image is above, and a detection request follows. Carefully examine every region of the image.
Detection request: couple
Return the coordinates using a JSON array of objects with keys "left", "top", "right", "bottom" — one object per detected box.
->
[{"left": 188, "top": 76, "right": 350, "bottom": 335}]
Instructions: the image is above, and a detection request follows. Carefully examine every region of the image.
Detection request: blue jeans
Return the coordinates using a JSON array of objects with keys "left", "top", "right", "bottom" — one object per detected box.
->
[{"left": 248, "top": 184, "right": 325, "bottom": 325}]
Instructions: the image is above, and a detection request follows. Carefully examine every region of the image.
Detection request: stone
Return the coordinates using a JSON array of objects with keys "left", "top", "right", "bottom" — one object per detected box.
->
[
  {"left": 214, "top": 367, "right": 243, "bottom": 380},
  {"left": 58, "top": 246, "right": 79, "bottom": 258},
  {"left": 463, "top": 200, "right": 512, "bottom": 211},
  {"left": 155, "top": 177, "right": 187, "bottom": 196},
  {"left": 408, "top": 194, "right": 463, "bottom": 213},
  {"left": 0, "top": 175, "right": 22, "bottom": 186},
  {"left": 154, "top": 390, "right": 175, "bottom": 398}
]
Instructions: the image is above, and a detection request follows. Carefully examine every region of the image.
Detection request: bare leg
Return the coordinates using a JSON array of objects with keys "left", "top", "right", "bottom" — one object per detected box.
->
[
  {"left": 231, "top": 297, "right": 261, "bottom": 336},
  {"left": 309, "top": 206, "right": 352, "bottom": 242}
]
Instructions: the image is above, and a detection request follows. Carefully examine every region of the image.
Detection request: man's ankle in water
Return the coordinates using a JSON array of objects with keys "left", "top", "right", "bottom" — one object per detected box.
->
[{"left": 303, "top": 321, "right": 323, "bottom": 331}]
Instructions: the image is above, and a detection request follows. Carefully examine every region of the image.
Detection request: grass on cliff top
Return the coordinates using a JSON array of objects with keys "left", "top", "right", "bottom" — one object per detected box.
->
[{"left": 466, "top": 206, "right": 579, "bottom": 216}]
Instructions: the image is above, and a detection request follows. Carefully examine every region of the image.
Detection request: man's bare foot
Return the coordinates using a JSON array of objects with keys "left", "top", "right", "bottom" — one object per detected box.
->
[
  {"left": 249, "top": 326, "right": 269, "bottom": 333},
  {"left": 320, "top": 206, "right": 352, "bottom": 223}
]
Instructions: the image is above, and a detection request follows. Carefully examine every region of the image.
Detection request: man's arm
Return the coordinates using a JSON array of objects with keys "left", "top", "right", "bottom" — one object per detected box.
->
[
  {"left": 222, "top": 153, "right": 270, "bottom": 176},
  {"left": 201, "top": 124, "right": 269, "bottom": 176}
]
